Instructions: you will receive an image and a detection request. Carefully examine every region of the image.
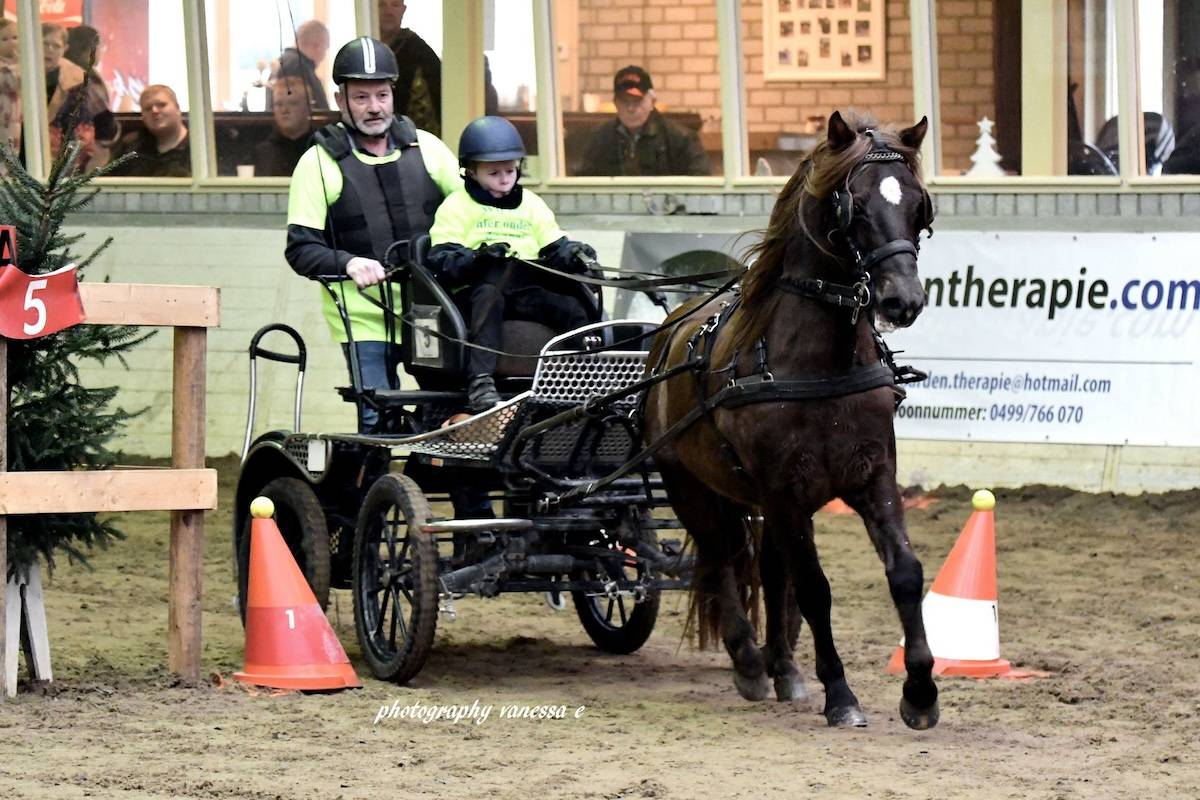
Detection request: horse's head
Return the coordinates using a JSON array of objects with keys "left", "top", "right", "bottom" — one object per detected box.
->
[{"left": 816, "top": 111, "right": 933, "bottom": 330}]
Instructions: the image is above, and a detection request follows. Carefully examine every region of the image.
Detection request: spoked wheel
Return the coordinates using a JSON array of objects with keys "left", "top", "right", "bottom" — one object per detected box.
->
[
  {"left": 237, "top": 477, "right": 330, "bottom": 623},
  {"left": 572, "top": 518, "right": 661, "bottom": 655},
  {"left": 352, "top": 473, "right": 439, "bottom": 683}
]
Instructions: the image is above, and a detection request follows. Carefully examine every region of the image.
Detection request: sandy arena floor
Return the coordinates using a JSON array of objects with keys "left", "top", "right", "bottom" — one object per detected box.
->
[{"left": 2, "top": 459, "right": 1198, "bottom": 799}]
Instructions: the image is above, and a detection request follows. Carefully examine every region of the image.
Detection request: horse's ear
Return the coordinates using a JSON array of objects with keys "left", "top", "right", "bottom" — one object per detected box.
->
[
  {"left": 827, "top": 110, "right": 856, "bottom": 150},
  {"left": 900, "top": 116, "right": 929, "bottom": 151}
]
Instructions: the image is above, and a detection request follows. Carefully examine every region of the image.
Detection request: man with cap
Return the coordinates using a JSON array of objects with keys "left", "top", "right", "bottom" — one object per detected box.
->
[
  {"left": 578, "top": 65, "right": 711, "bottom": 177},
  {"left": 284, "top": 36, "right": 459, "bottom": 434}
]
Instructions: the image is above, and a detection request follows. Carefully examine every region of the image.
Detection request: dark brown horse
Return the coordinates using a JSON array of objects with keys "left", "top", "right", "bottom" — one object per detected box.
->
[{"left": 644, "top": 111, "right": 939, "bottom": 729}]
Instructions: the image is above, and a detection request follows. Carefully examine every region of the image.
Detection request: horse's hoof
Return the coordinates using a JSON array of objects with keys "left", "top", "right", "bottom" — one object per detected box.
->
[
  {"left": 825, "top": 705, "right": 868, "bottom": 727},
  {"left": 900, "top": 696, "right": 940, "bottom": 730},
  {"left": 774, "top": 673, "right": 809, "bottom": 704},
  {"left": 733, "top": 670, "right": 770, "bottom": 701}
]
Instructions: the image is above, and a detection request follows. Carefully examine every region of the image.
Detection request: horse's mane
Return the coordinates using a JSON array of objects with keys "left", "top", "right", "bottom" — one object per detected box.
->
[{"left": 727, "top": 110, "right": 925, "bottom": 349}]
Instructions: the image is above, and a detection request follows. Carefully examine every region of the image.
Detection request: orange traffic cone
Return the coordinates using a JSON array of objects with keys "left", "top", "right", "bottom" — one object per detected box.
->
[
  {"left": 819, "top": 498, "right": 856, "bottom": 515},
  {"left": 887, "top": 489, "right": 1032, "bottom": 678},
  {"left": 235, "top": 497, "right": 360, "bottom": 691}
]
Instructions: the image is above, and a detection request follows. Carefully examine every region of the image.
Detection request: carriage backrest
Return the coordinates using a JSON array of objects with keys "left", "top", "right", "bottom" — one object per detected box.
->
[
  {"left": 401, "top": 235, "right": 577, "bottom": 386},
  {"left": 518, "top": 320, "right": 657, "bottom": 472}
]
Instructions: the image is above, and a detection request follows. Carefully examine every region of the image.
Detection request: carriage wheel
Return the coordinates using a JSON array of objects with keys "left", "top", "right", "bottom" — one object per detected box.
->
[
  {"left": 352, "top": 473, "right": 439, "bottom": 683},
  {"left": 237, "top": 477, "right": 330, "bottom": 624},
  {"left": 572, "top": 520, "right": 661, "bottom": 655}
]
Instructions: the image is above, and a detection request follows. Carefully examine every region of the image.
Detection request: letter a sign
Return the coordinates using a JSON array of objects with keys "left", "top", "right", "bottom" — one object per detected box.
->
[
  {"left": 0, "top": 226, "right": 87, "bottom": 339},
  {"left": 0, "top": 225, "right": 15, "bottom": 268}
]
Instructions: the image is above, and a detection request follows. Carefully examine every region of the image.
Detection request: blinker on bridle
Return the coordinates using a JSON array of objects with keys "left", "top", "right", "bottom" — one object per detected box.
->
[{"left": 779, "top": 141, "right": 931, "bottom": 325}]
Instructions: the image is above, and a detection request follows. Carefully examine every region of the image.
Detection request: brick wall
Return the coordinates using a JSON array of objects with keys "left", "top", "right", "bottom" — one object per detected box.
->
[
  {"left": 573, "top": 0, "right": 993, "bottom": 174},
  {"left": 576, "top": 0, "right": 723, "bottom": 133},
  {"left": 935, "top": 0, "right": 996, "bottom": 174},
  {"left": 742, "top": 0, "right": 915, "bottom": 142}
]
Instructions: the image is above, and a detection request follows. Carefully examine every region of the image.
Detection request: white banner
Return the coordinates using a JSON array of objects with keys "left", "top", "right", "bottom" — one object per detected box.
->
[{"left": 887, "top": 232, "right": 1200, "bottom": 446}]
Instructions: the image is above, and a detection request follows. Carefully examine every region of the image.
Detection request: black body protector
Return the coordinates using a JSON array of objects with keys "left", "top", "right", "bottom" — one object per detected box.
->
[{"left": 312, "top": 115, "right": 443, "bottom": 262}]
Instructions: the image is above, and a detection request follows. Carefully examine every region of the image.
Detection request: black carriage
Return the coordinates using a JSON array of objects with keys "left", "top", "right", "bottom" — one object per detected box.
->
[{"left": 234, "top": 240, "right": 691, "bottom": 683}]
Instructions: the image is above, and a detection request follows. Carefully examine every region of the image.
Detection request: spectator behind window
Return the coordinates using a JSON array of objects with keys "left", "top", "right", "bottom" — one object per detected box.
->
[
  {"left": 253, "top": 77, "right": 314, "bottom": 176},
  {"left": 0, "top": 18, "right": 21, "bottom": 157},
  {"left": 52, "top": 23, "right": 120, "bottom": 170},
  {"left": 44, "top": 23, "right": 117, "bottom": 172},
  {"left": 271, "top": 19, "right": 330, "bottom": 110},
  {"left": 108, "top": 84, "right": 190, "bottom": 178},
  {"left": 577, "top": 65, "right": 711, "bottom": 177},
  {"left": 377, "top": 0, "right": 497, "bottom": 136}
]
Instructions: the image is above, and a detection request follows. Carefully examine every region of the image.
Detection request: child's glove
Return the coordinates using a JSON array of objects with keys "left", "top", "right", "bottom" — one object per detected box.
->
[
  {"left": 539, "top": 237, "right": 597, "bottom": 273},
  {"left": 426, "top": 243, "right": 479, "bottom": 286},
  {"left": 475, "top": 242, "right": 511, "bottom": 260}
]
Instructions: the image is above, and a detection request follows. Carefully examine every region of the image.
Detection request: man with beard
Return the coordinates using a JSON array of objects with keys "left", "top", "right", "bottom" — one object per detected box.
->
[{"left": 284, "top": 36, "right": 458, "bottom": 434}]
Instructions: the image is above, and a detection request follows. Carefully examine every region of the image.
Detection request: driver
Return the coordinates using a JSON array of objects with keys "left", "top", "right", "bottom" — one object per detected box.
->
[{"left": 284, "top": 36, "right": 458, "bottom": 434}]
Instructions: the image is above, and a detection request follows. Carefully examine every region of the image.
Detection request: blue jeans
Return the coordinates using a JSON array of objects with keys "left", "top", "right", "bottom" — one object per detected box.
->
[
  {"left": 342, "top": 341, "right": 401, "bottom": 433},
  {"left": 342, "top": 340, "right": 492, "bottom": 519}
]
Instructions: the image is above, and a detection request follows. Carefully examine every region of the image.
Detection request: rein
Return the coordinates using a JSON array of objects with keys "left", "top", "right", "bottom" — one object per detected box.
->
[{"left": 323, "top": 269, "right": 744, "bottom": 363}]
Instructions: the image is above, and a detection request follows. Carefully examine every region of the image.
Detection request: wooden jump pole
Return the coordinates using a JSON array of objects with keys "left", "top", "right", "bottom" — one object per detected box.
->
[{"left": 168, "top": 327, "right": 206, "bottom": 681}]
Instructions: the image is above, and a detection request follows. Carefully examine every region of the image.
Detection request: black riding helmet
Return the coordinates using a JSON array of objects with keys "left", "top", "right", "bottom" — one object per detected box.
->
[
  {"left": 332, "top": 36, "right": 399, "bottom": 84},
  {"left": 458, "top": 116, "right": 526, "bottom": 167}
]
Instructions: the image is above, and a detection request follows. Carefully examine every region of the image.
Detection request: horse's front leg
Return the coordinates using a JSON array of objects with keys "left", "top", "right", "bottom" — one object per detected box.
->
[
  {"left": 765, "top": 506, "right": 866, "bottom": 726},
  {"left": 845, "top": 478, "right": 940, "bottom": 730},
  {"left": 759, "top": 525, "right": 808, "bottom": 703}
]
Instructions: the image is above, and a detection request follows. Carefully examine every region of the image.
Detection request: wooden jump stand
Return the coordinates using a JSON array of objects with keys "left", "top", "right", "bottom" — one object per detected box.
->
[{"left": 0, "top": 284, "right": 219, "bottom": 697}]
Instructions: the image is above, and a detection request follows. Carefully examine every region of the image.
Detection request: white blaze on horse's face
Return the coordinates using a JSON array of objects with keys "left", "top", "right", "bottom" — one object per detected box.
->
[{"left": 879, "top": 175, "right": 903, "bottom": 205}]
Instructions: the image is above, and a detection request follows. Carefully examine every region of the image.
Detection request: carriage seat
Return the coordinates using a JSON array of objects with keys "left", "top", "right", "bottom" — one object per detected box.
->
[{"left": 401, "top": 234, "right": 598, "bottom": 389}]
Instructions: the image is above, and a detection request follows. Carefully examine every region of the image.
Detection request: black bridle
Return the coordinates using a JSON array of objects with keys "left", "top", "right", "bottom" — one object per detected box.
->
[{"left": 779, "top": 145, "right": 933, "bottom": 324}]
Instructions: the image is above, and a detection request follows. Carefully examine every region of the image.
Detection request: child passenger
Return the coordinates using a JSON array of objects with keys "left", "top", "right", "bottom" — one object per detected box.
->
[{"left": 428, "top": 115, "right": 597, "bottom": 413}]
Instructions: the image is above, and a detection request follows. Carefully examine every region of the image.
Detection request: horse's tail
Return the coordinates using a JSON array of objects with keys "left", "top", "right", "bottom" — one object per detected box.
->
[{"left": 684, "top": 511, "right": 762, "bottom": 650}]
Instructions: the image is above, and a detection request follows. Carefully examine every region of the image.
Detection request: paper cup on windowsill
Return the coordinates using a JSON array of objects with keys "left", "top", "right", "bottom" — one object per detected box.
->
[{"left": 236, "top": 164, "right": 255, "bottom": 178}]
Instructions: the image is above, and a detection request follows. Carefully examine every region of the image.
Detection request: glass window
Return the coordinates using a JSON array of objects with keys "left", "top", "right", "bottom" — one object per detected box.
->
[
  {"left": 935, "top": 0, "right": 1002, "bottom": 176},
  {"left": 24, "top": 1, "right": 188, "bottom": 176},
  {"left": 25, "top": 0, "right": 195, "bottom": 178},
  {"left": 937, "top": 0, "right": 1118, "bottom": 178},
  {"left": 1139, "top": 0, "right": 1198, "bottom": 176},
  {"left": 0, "top": 12, "right": 24, "bottom": 168},
  {"left": 1067, "top": 0, "right": 1119, "bottom": 175},
  {"left": 742, "top": 0, "right": 911, "bottom": 179},
  {"left": 376, "top": 0, "right": 507, "bottom": 144},
  {"left": 555, "top": 0, "right": 720, "bottom": 177},
  {"left": 204, "top": 1, "right": 354, "bottom": 177},
  {"left": 486, "top": 0, "right": 537, "bottom": 171},
  {"left": 379, "top": 0, "right": 444, "bottom": 136}
]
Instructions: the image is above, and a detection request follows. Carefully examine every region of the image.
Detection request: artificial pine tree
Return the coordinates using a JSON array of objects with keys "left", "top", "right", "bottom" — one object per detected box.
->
[
  {"left": 966, "top": 116, "right": 1005, "bottom": 177},
  {"left": 1, "top": 130, "right": 149, "bottom": 577}
]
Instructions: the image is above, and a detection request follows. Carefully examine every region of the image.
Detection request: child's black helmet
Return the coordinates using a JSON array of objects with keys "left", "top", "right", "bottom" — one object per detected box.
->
[
  {"left": 458, "top": 116, "right": 526, "bottom": 166},
  {"left": 332, "top": 37, "right": 399, "bottom": 84}
]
